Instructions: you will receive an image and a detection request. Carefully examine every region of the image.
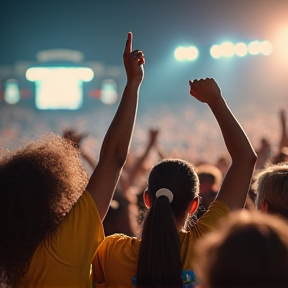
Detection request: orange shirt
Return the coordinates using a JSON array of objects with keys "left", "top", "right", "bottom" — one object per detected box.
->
[
  {"left": 93, "top": 201, "right": 229, "bottom": 287},
  {"left": 17, "top": 190, "right": 104, "bottom": 288}
]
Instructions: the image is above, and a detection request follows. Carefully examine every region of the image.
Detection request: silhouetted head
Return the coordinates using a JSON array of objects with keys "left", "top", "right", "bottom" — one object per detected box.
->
[
  {"left": 195, "top": 210, "right": 288, "bottom": 288},
  {"left": 145, "top": 158, "right": 200, "bottom": 226}
]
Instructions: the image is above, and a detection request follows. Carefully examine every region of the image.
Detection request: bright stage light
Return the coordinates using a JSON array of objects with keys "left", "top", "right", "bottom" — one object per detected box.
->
[
  {"left": 260, "top": 41, "right": 273, "bottom": 55},
  {"left": 4, "top": 79, "right": 20, "bottom": 104},
  {"left": 210, "top": 45, "right": 222, "bottom": 59},
  {"left": 100, "top": 79, "right": 118, "bottom": 105},
  {"left": 26, "top": 66, "right": 94, "bottom": 110},
  {"left": 175, "top": 46, "right": 198, "bottom": 61},
  {"left": 248, "top": 41, "right": 261, "bottom": 55},
  {"left": 186, "top": 46, "right": 199, "bottom": 61},
  {"left": 234, "top": 43, "right": 248, "bottom": 57},
  {"left": 221, "top": 42, "right": 235, "bottom": 57},
  {"left": 174, "top": 47, "right": 187, "bottom": 61}
]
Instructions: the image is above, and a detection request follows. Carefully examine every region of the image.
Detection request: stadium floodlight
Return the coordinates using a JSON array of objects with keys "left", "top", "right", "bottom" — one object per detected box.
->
[
  {"left": 220, "top": 42, "right": 235, "bottom": 57},
  {"left": 186, "top": 46, "right": 199, "bottom": 61},
  {"left": 210, "top": 45, "right": 222, "bottom": 59},
  {"left": 260, "top": 41, "right": 273, "bottom": 55},
  {"left": 248, "top": 41, "right": 261, "bottom": 55},
  {"left": 234, "top": 43, "right": 248, "bottom": 57},
  {"left": 175, "top": 46, "right": 198, "bottom": 61},
  {"left": 174, "top": 47, "right": 187, "bottom": 61}
]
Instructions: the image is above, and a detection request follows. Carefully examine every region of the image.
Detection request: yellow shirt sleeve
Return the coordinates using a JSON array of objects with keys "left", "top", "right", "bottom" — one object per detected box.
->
[
  {"left": 45, "top": 190, "right": 104, "bottom": 268},
  {"left": 19, "top": 190, "right": 105, "bottom": 288},
  {"left": 180, "top": 200, "right": 229, "bottom": 270}
]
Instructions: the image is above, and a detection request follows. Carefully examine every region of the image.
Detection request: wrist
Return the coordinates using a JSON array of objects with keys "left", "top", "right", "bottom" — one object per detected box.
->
[{"left": 207, "top": 94, "right": 225, "bottom": 109}]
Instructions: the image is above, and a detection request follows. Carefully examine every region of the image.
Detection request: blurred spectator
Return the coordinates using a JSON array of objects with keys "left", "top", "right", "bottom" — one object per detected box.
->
[{"left": 194, "top": 210, "right": 288, "bottom": 288}]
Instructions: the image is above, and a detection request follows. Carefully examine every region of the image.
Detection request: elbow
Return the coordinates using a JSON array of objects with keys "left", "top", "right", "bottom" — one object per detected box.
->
[
  {"left": 236, "top": 150, "right": 258, "bottom": 166},
  {"left": 251, "top": 150, "right": 258, "bottom": 164},
  {"left": 245, "top": 151, "right": 258, "bottom": 166}
]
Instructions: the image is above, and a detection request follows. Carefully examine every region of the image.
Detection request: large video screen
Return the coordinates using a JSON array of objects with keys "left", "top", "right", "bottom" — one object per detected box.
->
[{"left": 26, "top": 67, "right": 94, "bottom": 110}]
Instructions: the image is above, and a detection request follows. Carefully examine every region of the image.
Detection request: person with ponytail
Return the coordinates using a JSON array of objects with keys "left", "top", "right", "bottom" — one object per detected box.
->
[{"left": 92, "top": 78, "right": 257, "bottom": 288}]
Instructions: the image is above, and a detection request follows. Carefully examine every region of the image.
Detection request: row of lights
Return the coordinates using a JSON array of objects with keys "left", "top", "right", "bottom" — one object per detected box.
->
[{"left": 174, "top": 40, "right": 273, "bottom": 61}]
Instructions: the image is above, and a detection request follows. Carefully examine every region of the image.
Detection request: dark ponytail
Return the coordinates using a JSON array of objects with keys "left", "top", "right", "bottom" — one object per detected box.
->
[
  {"left": 137, "top": 195, "right": 182, "bottom": 288},
  {"left": 136, "top": 159, "right": 199, "bottom": 288}
]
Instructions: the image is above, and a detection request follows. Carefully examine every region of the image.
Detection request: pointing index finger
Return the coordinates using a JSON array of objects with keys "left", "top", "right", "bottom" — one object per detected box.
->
[{"left": 124, "top": 32, "right": 133, "bottom": 55}]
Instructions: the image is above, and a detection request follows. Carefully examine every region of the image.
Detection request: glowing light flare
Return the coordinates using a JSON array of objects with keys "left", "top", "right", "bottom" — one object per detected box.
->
[
  {"left": 234, "top": 43, "right": 248, "bottom": 57},
  {"left": 260, "top": 41, "right": 273, "bottom": 55},
  {"left": 274, "top": 27, "right": 288, "bottom": 62},
  {"left": 4, "top": 79, "right": 20, "bottom": 104},
  {"left": 210, "top": 45, "right": 222, "bottom": 59},
  {"left": 174, "top": 46, "right": 198, "bottom": 61},
  {"left": 26, "top": 67, "right": 94, "bottom": 82},
  {"left": 101, "top": 79, "right": 118, "bottom": 105},
  {"left": 220, "top": 42, "right": 235, "bottom": 57},
  {"left": 248, "top": 41, "right": 261, "bottom": 55},
  {"left": 186, "top": 46, "right": 199, "bottom": 61},
  {"left": 174, "top": 47, "right": 187, "bottom": 61},
  {"left": 25, "top": 66, "right": 94, "bottom": 110}
]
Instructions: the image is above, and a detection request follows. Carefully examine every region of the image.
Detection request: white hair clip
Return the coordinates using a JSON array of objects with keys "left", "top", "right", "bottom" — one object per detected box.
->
[{"left": 155, "top": 188, "right": 174, "bottom": 203}]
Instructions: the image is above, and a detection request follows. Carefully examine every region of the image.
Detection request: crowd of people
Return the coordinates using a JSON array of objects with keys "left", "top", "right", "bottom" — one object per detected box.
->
[{"left": 0, "top": 32, "right": 288, "bottom": 288}]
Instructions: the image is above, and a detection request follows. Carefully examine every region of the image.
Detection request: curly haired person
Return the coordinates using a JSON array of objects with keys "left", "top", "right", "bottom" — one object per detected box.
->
[{"left": 0, "top": 32, "right": 144, "bottom": 288}]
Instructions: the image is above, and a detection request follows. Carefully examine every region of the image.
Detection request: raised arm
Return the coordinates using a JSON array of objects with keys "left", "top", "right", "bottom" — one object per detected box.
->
[
  {"left": 189, "top": 78, "right": 257, "bottom": 211},
  {"left": 278, "top": 109, "right": 288, "bottom": 151},
  {"left": 87, "top": 32, "right": 145, "bottom": 220},
  {"left": 120, "top": 129, "right": 159, "bottom": 191}
]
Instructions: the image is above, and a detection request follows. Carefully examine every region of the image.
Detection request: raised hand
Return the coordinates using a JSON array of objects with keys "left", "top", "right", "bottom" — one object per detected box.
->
[
  {"left": 189, "top": 78, "right": 222, "bottom": 106},
  {"left": 149, "top": 129, "right": 158, "bottom": 146},
  {"left": 188, "top": 77, "right": 257, "bottom": 211},
  {"left": 63, "top": 129, "right": 88, "bottom": 147},
  {"left": 123, "top": 32, "right": 145, "bottom": 84}
]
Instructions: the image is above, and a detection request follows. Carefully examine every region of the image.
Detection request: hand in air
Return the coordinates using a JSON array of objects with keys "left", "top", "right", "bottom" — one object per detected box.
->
[
  {"left": 149, "top": 129, "right": 159, "bottom": 146},
  {"left": 63, "top": 129, "right": 88, "bottom": 148},
  {"left": 123, "top": 32, "right": 145, "bottom": 83},
  {"left": 189, "top": 78, "right": 222, "bottom": 105}
]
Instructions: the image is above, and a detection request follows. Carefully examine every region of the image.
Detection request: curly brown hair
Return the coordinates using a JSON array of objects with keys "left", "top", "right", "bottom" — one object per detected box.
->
[{"left": 0, "top": 133, "right": 89, "bottom": 285}]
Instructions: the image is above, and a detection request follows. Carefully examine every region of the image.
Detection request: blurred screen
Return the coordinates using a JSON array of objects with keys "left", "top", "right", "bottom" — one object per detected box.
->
[{"left": 26, "top": 67, "right": 94, "bottom": 110}]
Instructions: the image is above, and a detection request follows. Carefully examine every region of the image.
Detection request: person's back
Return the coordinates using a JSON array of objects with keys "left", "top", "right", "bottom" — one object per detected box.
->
[
  {"left": 194, "top": 210, "right": 288, "bottom": 288},
  {"left": 94, "top": 159, "right": 229, "bottom": 287},
  {"left": 0, "top": 134, "right": 98, "bottom": 287},
  {"left": 93, "top": 78, "right": 257, "bottom": 288}
]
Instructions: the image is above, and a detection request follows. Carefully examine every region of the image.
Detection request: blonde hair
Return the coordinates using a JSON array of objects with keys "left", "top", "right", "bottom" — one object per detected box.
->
[{"left": 255, "top": 162, "right": 288, "bottom": 219}]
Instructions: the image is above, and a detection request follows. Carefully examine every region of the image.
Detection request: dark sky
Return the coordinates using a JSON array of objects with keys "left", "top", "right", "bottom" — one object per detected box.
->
[
  {"left": 0, "top": 0, "right": 287, "bottom": 109},
  {"left": 1, "top": 0, "right": 287, "bottom": 64}
]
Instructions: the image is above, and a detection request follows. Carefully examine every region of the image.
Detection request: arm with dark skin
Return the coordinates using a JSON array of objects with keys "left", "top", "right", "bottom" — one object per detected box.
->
[
  {"left": 189, "top": 78, "right": 257, "bottom": 211},
  {"left": 87, "top": 32, "right": 145, "bottom": 220}
]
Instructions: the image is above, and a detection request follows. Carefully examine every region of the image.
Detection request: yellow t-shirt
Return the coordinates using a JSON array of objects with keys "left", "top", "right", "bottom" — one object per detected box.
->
[
  {"left": 93, "top": 201, "right": 229, "bottom": 288},
  {"left": 17, "top": 190, "right": 104, "bottom": 288}
]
